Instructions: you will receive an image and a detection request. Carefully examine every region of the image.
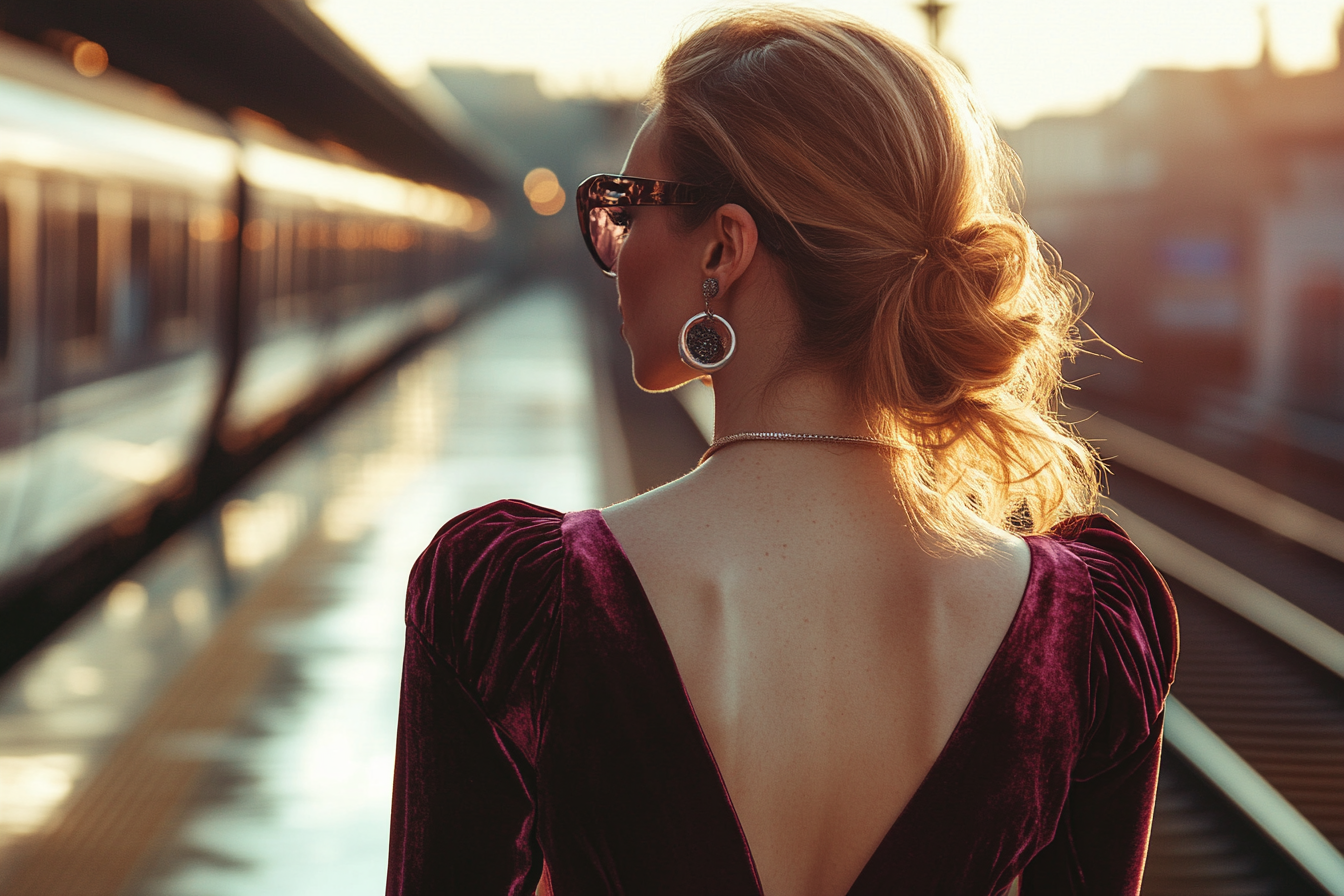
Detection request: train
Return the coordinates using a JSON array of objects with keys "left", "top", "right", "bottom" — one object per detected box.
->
[{"left": 0, "top": 30, "right": 500, "bottom": 614}]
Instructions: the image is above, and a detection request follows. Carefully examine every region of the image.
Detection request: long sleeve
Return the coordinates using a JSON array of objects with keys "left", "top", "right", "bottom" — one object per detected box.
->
[
  {"left": 1019, "top": 715, "right": 1164, "bottom": 894},
  {"left": 386, "top": 500, "right": 566, "bottom": 896},
  {"left": 386, "top": 624, "right": 541, "bottom": 895},
  {"left": 1021, "top": 515, "right": 1178, "bottom": 895}
]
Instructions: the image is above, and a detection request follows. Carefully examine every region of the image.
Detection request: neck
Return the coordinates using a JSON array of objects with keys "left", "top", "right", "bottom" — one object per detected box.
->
[
  {"left": 702, "top": 271, "right": 867, "bottom": 441},
  {"left": 709, "top": 365, "right": 868, "bottom": 442}
]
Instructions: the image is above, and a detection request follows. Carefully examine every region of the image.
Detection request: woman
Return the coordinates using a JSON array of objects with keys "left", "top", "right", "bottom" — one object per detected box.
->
[{"left": 387, "top": 10, "right": 1176, "bottom": 896}]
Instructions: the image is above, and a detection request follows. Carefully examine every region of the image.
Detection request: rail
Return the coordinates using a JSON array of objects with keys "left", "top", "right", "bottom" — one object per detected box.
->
[
  {"left": 1073, "top": 410, "right": 1344, "bottom": 564},
  {"left": 1107, "top": 500, "right": 1344, "bottom": 680},
  {"left": 1165, "top": 697, "right": 1344, "bottom": 895}
]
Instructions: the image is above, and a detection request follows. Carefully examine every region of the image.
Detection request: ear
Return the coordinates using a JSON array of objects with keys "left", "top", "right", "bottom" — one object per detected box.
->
[{"left": 700, "top": 203, "right": 758, "bottom": 289}]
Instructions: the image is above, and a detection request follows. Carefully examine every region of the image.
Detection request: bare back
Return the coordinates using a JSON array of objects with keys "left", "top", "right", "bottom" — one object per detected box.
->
[{"left": 601, "top": 443, "right": 1031, "bottom": 896}]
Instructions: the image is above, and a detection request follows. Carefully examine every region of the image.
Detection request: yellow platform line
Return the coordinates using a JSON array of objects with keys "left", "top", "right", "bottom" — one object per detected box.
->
[{"left": 0, "top": 535, "right": 342, "bottom": 896}]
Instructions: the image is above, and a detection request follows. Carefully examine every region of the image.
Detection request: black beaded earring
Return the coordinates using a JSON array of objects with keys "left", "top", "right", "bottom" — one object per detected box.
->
[{"left": 678, "top": 277, "right": 736, "bottom": 372}]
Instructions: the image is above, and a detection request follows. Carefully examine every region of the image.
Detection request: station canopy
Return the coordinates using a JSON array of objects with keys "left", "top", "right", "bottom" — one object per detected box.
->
[{"left": 0, "top": 0, "right": 504, "bottom": 197}]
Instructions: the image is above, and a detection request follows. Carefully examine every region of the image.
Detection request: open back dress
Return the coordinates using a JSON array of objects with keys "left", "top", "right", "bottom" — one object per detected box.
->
[{"left": 386, "top": 500, "right": 1178, "bottom": 896}]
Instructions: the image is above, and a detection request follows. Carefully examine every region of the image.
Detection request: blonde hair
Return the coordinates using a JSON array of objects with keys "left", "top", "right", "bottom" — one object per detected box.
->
[{"left": 652, "top": 8, "right": 1098, "bottom": 548}]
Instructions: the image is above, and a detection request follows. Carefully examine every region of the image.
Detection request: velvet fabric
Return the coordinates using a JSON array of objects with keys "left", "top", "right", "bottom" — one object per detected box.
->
[{"left": 387, "top": 500, "right": 1178, "bottom": 896}]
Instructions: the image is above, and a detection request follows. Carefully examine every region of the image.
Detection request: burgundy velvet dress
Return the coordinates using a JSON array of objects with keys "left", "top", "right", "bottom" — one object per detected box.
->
[{"left": 387, "top": 500, "right": 1178, "bottom": 896}]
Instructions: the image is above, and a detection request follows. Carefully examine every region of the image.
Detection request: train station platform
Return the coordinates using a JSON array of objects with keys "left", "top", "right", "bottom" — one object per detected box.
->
[{"left": 0, "top": 285, "right": 610, "bottom": 895}]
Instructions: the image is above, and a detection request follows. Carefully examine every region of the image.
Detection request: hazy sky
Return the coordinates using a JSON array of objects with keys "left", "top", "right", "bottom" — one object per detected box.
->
[{"left": 310, "top": 0, "right": 1344, "bottom": 127}]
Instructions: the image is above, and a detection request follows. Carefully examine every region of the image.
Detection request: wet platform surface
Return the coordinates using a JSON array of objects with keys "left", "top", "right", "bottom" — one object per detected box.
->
[{"left": 0, "top": 285, "right": 607, "bottom": 895}]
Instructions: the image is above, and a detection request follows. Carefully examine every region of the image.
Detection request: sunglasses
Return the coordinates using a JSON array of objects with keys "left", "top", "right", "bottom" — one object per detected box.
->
[{"left": 575, "top": 173, "right": 709, "bottom": 276}]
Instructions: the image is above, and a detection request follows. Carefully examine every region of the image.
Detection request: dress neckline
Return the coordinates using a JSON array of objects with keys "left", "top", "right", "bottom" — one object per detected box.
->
[{"left": 584, "top": 509, "right": 1044, "bottom": 896}]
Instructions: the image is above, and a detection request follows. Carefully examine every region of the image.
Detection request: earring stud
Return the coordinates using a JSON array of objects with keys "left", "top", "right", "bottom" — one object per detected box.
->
[{"left": 681, "top": 277, "right": 734, "bottom": 372}]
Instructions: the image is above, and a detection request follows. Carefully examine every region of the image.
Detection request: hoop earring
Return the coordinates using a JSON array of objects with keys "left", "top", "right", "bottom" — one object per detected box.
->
[{"left": 679, "top": 277, "right": 736, "bottom": 372}]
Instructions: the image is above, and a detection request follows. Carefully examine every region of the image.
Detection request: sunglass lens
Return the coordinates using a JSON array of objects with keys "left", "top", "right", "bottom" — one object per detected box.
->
[{"left": 588, "top": 207, "right": 628, "bottom": 272}]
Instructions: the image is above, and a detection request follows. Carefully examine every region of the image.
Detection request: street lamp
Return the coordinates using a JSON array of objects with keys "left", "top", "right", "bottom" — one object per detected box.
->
[{"left": 913, "top": 0, "right": 950, "bottom": 53}]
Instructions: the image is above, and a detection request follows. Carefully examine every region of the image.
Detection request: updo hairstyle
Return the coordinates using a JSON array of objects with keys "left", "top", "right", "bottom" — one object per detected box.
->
[{"left": 652, "top": 9, "right": 1099, "bottom": 547}]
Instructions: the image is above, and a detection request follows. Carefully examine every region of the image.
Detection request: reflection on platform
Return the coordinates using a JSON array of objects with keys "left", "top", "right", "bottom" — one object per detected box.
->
[
  {"left": 0, "top": 285, "right": 601, "bottom": 895},
  {"left": 0, "top": 351, "right": 221, "bottom": 577}
]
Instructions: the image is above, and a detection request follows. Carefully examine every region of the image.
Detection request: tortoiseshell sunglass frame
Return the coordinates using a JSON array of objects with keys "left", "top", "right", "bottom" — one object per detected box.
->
[{"left": 575, "top": 173, "right": 709, "bottom": 277}]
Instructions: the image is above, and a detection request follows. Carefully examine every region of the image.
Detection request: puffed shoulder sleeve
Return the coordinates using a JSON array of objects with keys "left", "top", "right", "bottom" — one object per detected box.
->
[
  {"left": 1023, "top": 514, "right": 1179, "bottom": 896},
  {"left": 405, "top": 498, "right": 564, "bottom": 714},
  {"left": 1072, "top": 514, "right": 1178, "bottom": 771},
  {"left": 388, "top": 500, "right": 563, "bottom": 896}
]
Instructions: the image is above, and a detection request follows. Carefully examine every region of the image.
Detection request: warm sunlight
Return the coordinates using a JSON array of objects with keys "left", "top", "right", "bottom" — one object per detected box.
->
[{"left": 310, "top": 0, "right": 1344, "bottom": 126}]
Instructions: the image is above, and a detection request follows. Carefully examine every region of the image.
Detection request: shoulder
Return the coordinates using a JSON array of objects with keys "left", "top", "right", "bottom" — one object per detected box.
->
[
  {"left": 1040, "top": 514, "right": 1179, "bottom": 767},
  {"left": 1044, "top": 514, "right": 1179, "bottom": 688},
  {"left": 405, "top": 499, "right": 567, "bottom": 673}
]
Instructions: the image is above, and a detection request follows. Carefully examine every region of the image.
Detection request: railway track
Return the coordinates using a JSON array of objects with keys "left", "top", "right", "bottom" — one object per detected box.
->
[
  {"left": 1143, "top": 750, "right": 1322, "bottom": 896},
  {"left": 1072, "top": 411, "right": 1344, "bottom": 894}
]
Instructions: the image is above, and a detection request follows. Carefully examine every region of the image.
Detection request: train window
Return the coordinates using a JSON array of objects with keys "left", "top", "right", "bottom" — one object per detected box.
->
[
  {"left": 42, "top": 183, "right": 105, "bottom": 369},
  {"left": 243, "top": 215, "right": 277, "bottom": 324},
  {"left": 0, "top": 196, "right": 9, "bottom": 368},
  {"left": 298, "top": 218, "right": 320, "bottom": 300},
  {"left": 129, "top": 206, "right": 152, "bottom": 338},
  {"left": 291, "top": 219, "right": 309, "bottom": 299},
  {"left": 73, "top": 207, "right": 99, "bottom": 341},
  {"left": 314, "top": 220, "right": 334, "bottom": 297},
  {"left": 42, "top": 194, "right": 72, "bottom": 344},
  {"left": 190, "top": 203, "right": 237, "bottom": 340},
  {"left": 275, "top": 213, "right": 293, "bottom": 313},
  {"left": 151, "top": 195, "right": 191, "bottom": 346},
  {"left": 335, "top": 219, "right": 361, "bottom": 310}
]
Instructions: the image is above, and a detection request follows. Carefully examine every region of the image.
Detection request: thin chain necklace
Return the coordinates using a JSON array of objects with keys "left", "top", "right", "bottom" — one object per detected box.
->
[{"left": 699, "top": 431, "right": 895, "bottom": 465}]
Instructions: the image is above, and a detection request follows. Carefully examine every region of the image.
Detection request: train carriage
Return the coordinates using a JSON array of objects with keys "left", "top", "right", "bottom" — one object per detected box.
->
[
  {"left": 0, "top": 30, "right": 496, "bottom": 592},
  {"left": 0, "top": 33, "right": 238, "bottom": 583}
]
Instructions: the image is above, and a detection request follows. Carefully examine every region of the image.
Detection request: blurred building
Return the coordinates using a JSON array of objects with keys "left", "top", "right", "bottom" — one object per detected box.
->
[{"left": 1005, "top": 16, "right": 1344, "bottom": 444}]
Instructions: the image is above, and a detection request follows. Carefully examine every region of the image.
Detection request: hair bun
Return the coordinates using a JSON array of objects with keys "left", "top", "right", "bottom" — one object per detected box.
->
[{"left": 895, "top": 216, "right": 1042, "bottom": 410}]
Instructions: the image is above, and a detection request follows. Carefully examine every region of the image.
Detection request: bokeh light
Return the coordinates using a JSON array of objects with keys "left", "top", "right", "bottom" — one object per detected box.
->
[
  {"left": 524, "top": 167, "right": 566, "bottom": 216},
  {"left": 70, "top": 40, "right": 107, "bottom": 78},
  {"left": 464, "top": 196, "right": 494, "bottom": 236}
]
